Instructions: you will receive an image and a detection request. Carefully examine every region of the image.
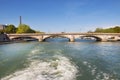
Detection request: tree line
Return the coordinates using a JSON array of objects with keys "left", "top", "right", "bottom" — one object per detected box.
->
[
  {"left": 0, "top": 24, "right": 44, "bottom": 34},
  {"left": 94, "top": 26, "right": 120, "bottom": 33}
]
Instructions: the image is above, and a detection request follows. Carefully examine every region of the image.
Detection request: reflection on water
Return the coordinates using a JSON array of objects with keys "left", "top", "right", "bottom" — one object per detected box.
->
[
  {"left": 44, "top": 38, "right": 97, "bottom": 42},
  {"left": 44, "top": 38, "right": 69, "bottom": 42},
  {"left": 0, "top": 40, "right": 120, "bottom": 80}
]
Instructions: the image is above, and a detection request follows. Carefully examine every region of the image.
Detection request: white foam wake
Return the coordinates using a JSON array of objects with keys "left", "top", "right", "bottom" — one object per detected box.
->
[
  {"left": 2, "top": 55, "right": 78, "bottom": 80},
  {"left": 83, "top": 61, "right": 116, "bottom": 80}
]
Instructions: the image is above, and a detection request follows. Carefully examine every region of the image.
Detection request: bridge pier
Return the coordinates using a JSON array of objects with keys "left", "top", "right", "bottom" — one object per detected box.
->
[
  {"left": 38, "top": 39, "right": 43, "bottom": 42},
  {"left": 69, "top": 35, "right": 75, "bottom": 42},
  {"left": 38, "top": 36, "right": 43, "bottom": 42},
  {"left": 69, "top": 38, "right": 75, "bottom": 42},
  {"left": 101, "top": 39, "right": 108, "bottom": 42}
]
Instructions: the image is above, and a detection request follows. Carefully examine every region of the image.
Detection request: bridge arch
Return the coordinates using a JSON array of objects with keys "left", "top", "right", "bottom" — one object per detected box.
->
[
  {"left": 80, "top": 35, "right": 102, "bottom": 41},
  {"left": 42, "top": 35, "right": 71, "bottom": 42},
  {"left": 10, "top": 36, "right": 39, "bottom": 41}
]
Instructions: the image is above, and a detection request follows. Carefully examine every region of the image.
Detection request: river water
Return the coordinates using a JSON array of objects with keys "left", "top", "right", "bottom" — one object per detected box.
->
[{"left": 0, "top": 39, "right": 120, "bottom": 80}]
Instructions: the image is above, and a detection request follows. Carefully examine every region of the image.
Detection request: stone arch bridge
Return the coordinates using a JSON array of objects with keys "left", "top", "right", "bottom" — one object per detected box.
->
[{"left": 7, "top": 33, "right": 120, "bottom": 42}]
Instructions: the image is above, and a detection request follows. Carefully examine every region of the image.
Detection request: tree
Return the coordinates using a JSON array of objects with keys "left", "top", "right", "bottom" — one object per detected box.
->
[
  {"left": 35, "top": 30, "right": 45, "bottom": 33},
  {"left": 4, "top": 24, "right": 16, "bottom": 33},
  {"left": 114, "top": 26, "right": 120, "bottom": 33},
  {"left": 94, "top": 26, "right": 120, "bottom": 33},
  {"left": 95, "top": 28, "right": 103, "bottom": 32},
  {"left": 0, "top": 30, "right": 4, "bottom": 34},
  {"left": 16, "top": 24, "right": 35, "bottom": 33}
]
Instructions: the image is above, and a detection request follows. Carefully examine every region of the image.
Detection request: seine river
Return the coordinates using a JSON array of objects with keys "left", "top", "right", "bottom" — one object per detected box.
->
[{"left": 0, "top": 39, "right": 120, "bottom": 80}]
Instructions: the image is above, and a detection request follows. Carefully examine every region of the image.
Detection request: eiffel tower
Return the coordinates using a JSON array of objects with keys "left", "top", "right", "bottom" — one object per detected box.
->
[{"left": 20, "top": 16, "right": 22, "bottom": 25}]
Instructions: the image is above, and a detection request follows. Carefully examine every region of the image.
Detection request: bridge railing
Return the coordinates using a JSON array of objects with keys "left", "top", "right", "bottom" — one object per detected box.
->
[{"left": 7, "top": 33, "right": 120, "bottom": 36}]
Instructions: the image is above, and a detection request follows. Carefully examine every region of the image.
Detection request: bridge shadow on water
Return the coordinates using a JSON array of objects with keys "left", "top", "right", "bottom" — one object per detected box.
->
[
  {"left": 75, "top": 38, "right": 96, "bottom": 42},
  {"left": 44, "top": 38, "right": 69, "bottom": 42},
  {"left": 44, "top": 38, "right": 97, "bottom": 43}
]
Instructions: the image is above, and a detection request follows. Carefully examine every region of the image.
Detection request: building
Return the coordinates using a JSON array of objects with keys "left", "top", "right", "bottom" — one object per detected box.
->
[
  {"left": 0, "top": 25, "right": 10, "bottom": 42},
  {"left": 0, "top": 24, "right": 7, "bottom": 30},
  {"left": 0, "top": 34, "right": 10, "bottom": 42}
]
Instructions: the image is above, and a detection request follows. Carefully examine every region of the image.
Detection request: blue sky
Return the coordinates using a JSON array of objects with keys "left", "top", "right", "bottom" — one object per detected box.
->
[{"left": 0, "top": 0, "right": 120, "bottom": 32}]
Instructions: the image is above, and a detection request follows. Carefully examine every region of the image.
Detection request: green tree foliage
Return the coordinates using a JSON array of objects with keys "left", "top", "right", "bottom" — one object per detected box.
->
[
  {"left": 94, "top": 26, "right": 120, "bottom": 33},
  {"left": 114, "top": 26, "right": 120, "bottom": 33},
  {"left": 17, "top": 24, "right": 35, "bottom": 33},
  {"left": 94, "top": 28, "right": 103, "bottom": 33},
  {"left": 35, "top": 31, "right": 45, "bottom": 34},
  {"left": 0, "top": 24, "right": 43, "bottom": 34},
  {"left": 0, "top": 30, "right": 4, "bottom": 34},
  {"left": 4, "top": 24, "right": 16, "bottom": 33}
]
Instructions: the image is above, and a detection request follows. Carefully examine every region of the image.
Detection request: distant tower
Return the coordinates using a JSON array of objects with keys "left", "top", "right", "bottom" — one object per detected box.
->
[{"left": 20, "top": 16, "right": 22, "bottom": 25}]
